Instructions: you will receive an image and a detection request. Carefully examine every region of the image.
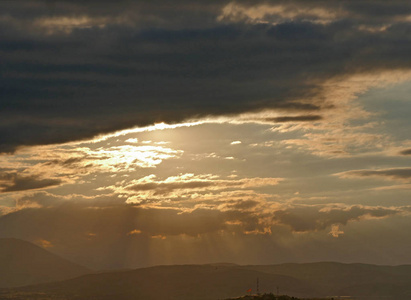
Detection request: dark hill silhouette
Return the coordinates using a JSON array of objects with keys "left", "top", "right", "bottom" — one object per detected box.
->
[
  {"left": 0, "top": 238, "right": 90, "bottom": 288},
  {"left": 226, "top": 294, "right": 325, "bottom": 300},
  {"left": 241, "top": 262, "right": 411, "bottom": 299},
  {"left": 2, "top": 262, "right": 411, "bottom": 299},
  {"left": 1, "top": 265, "right": 318, "bottom": 300}
]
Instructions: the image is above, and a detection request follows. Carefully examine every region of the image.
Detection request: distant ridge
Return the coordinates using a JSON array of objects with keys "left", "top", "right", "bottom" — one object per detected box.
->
[
  {"left": 2, "top": 262, "right": 411, "bottom": 299},
  {"left": 1, "top": 264, "right": 318, "bottom": 300},
  {"left": 0, "top": 238, "right": 90, "bottom": 288},
  {"left": 241, "top": 262, "right": 411, "bottom": 299}
]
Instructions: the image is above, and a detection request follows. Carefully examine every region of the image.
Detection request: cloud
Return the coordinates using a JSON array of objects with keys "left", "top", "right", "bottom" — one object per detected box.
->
[
  {"left": 399, "top": 149, "right": 411, "bottom": 155},
  {"left": 127, "top": 180, "right": 214, "bottom": 195},
  {"left": 116, "top": 174, "right": 282, "bottom": 202},
  {"left": 222, "top": 199, "right": 260, "bottom": 211},
  {"left": 36, "top": 238, "right": 54, "bottom": 248},
  {"left": 127, "top": 229, "right": 142, "bottom": 236},
  {"left": 281, "top": 131, "right": 383, "bottom": 157},
  {"left": 265, "top": 115, "right": 323, "bottom": 123},
  {"left": 337, "top": 168, "right": 411, "bottom": 181},
  {"left": 0, "top": 172, "right": 62, "bottom": 193},
  {"left": 273, "top": 205, "right": 400, "bottom": 232},
  {"left": 0, "top": 191, "right": 408, "bottom": 268},
  {"left": 0, "top": 196, "right": 229, "bottom": 243},
  {"left": 1, "top": 1, "right": 411, "bottom": 152},
  {"left": 329, "top": 224, "right": 344, "bottom": 238},
  {"left": 0, "top": 142, "right": 184, "bottom": 197}
]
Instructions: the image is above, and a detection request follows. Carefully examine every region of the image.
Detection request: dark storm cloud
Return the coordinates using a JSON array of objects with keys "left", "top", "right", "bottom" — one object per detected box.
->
[
  {"left": 0, "top": 173, "right": 62, "bottom": 193},
  {"left": 399, "top": 149, "right": 411, "bottom": 155},
  {"left": 338, "top": 168, "right": 411, "bottom": 180},
  {"left": 1, "top": 0, "right": 411, "bottom": 152},
  {"left": 273, "top": 205, "right": 399, "bottom": 232},
  {"left": 343, "top": 1, "right": 411, "bottom": 19},
  {"left": 227, "top": 0, "right": 411, "bottom": 22},
  {"left": 8, "top": 0, "right": 409, "bottom": 24}
]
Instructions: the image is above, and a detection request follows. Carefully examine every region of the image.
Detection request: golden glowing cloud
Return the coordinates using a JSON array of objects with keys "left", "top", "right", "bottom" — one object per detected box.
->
[
  {"left": 218, "top": 2, "right": 341, "bottom": 25},
  {"left": 329, "top": 224, "right": 344, "bottom": 238},
  {"left": 116, "top": 173, "right": 282, "bottom": 204}
]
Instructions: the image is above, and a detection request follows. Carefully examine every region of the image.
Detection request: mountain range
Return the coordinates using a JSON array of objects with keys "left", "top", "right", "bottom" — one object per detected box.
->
[
  {"left": 1, "top": 239, "right": 411, "bottom": 300},
  {"left": 0, "top": 238, "right": 90, "bottom": 288}
]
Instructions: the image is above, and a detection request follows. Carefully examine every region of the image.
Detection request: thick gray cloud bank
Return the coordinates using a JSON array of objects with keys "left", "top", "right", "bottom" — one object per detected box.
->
[{"left": 1, "top": 0, "right": 411, "bottom": 152}]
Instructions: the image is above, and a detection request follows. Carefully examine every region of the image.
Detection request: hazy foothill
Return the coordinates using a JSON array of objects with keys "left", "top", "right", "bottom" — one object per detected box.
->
[{"left": 0, "top": 239, "right": 89, "bottom": 288}]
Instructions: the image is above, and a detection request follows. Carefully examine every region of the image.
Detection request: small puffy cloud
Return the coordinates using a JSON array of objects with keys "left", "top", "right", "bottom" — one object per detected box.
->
[
  {"left": 329, "top": 224, "right": 344, "bottom": 238},
  {"left": 125, "top": 138, "right": 139, "bottom": 144},
  {"left": 151, "top": 235, "right": 167, "bottom": 240},
  {"left": 36, "top": 239, "right": 54, "bottom": 248},
  {"left": 127, "top": 229, "right": 142, "bottom": 236},
  {"left": 230, "top": 141, "right": 242, "bottom": 145},
  {"left": 1, "top": 1, "right": 411, "bottom": 152}
]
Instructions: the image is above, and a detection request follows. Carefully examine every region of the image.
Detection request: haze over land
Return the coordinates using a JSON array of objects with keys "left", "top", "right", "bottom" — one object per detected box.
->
[
  {"left": 1, "top": 240, "right": 411, "bottom": 300},
  {"left": 0, "top": 0, "right": 411, "bottom": 290},
  {"left": 0, "top": 238, "right": 89, "bottom": 288}
]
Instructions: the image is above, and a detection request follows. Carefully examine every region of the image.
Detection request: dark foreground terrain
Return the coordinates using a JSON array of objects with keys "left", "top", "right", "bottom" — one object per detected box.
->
[
  {"left": 1, "top": 239, "right": 411, "bottom": 300},
  {"left": 1, "top": 262, "right": 411, "bottom": 300},
  {"left": 0, "top": 264, "right": 316, "bottom": 300},
  {"left": 227, "top": 294, "right": 343, "bottom": 300}
]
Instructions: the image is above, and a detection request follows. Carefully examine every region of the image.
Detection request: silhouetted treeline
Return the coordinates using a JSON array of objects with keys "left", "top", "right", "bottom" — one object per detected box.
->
[{"left": 225, "top": 293, "right": 333, "bottom": 300}]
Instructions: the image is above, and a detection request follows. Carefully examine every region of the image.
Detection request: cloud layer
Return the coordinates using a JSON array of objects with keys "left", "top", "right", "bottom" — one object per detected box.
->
[
  {"left": 1, "top": 0, "right": 411, "bottom": 151},
  {"left": 1, "top": 191, "right": 407, "bottom": 268}
]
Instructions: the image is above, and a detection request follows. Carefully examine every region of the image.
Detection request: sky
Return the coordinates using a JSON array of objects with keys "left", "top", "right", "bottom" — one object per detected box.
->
[{"left": 0, "top": 0, "right": 411, "bottom": 270}]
